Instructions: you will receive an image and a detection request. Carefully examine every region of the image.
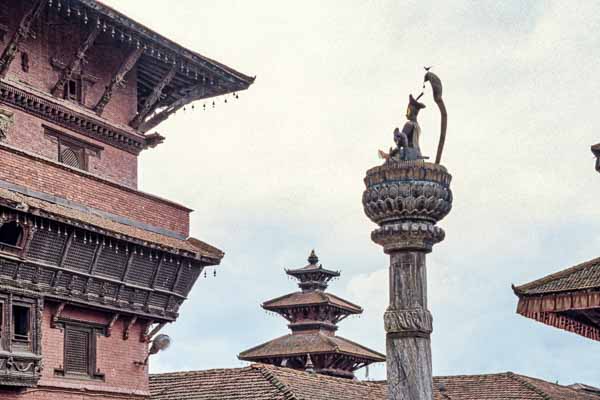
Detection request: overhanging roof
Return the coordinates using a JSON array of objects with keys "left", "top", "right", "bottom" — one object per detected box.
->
[
  {"left": 262, "top": 291, "right": 363, "bottom": 314},
  {"left": 238, "top": 333, "right": 385, "bottom": 362},
  {"left": 514, "top": 257, "right": 600, "bottom": 341},
  {"left": 51, "top": 0, "right": 255, "bottom": 132}
]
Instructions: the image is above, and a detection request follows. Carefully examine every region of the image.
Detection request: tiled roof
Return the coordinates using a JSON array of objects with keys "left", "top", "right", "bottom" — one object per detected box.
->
[
  {"left": 514, "top": 257, "right": 600, "bottom": 295},
  {"left": 263, "top": 291, "right": 363, "bottom": 314},
  {"left": 238, "top": 333, "right": 385, "bottom": 362},
  {"left": 0, "top": 186, "right": 223, "bottom": 262},
  {"left": 150, "top": 364, "right": 600, "bottom": 400}
]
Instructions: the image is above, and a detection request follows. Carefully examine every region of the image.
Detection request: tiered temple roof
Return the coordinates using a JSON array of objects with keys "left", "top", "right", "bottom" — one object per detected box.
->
[
  {"left": 149, "top": 363, "right": 600, "bottom": 400},
  {"left": 514, "top": 257, "right": 600, "bottom": 341},
  {"left": 238, "top": 251, "right": 385, "bottom": 378}
]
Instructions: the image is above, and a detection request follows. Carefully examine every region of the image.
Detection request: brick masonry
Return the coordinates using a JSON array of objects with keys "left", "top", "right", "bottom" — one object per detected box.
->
[{"left": 1, "top": 0, "right": 140, "bottom": 188}]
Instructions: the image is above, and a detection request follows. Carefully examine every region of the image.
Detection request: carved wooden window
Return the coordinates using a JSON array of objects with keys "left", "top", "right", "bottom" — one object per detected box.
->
[
  {"left": 65, "top": 325, "right": 93, "bottom": 375},
  {"left": 45, "top": 126, "right": 103, "bottom": 171},
  {"left": 12, "top": 304, "right": 32, "bottom": 351},
  {"left": 55, "top": 320, "right": 105, "bottom": 380},
  {"left": 0, "top": 221, "right": 24, "bottom": 247}
]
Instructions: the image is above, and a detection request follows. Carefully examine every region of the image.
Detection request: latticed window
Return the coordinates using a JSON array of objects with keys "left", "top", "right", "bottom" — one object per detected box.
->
[
  {"left": 45, "top": 126, "right": 102, "bottom": 171},
  {"left": 64, "top": 325, "right": 93, "bottom": 376},
  {"left": 59, "top": 145, "right": 85, "bottom": 169},
  {"left": 56, "top": 320, "right": 105, "bottom": 380}
]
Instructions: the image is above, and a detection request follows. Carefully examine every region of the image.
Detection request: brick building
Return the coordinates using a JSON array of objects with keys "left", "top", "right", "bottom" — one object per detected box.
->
[{"left": 0, "top": 0, "right": 253, "bottom": 399}]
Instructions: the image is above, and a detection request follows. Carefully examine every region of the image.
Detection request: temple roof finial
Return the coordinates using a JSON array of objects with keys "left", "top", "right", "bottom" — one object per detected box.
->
[{"left": 308, "top": 249, "right": 319, "bottom": 265}]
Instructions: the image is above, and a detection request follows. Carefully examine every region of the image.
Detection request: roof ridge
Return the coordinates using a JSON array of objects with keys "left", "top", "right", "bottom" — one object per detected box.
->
[
  {"left": 507, "top": 372, "right": 553, "bottom": 400},
  {"left": 252, "top": 364, "right": 298, "bottom": 400},
  {"left": 150, "top": 366, "right": 251, "bottom": 377},
  {"left": 514, "top": 256, "right": 600, "bottom": 294}
]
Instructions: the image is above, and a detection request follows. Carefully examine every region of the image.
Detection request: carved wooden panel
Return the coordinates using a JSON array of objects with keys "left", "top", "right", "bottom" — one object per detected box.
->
[
  {"left": 27, "top": 229, "right": 66, "bottom": 265},
  {"left": 62, "top": 235, "right": 95, "bottom": 273},
  {"left": 154, "top": 262, "right": 177, "bottom": 290},
  {"left": 126, "top": 254, "right": 157, "bottom": 287},
  {"left": 95, "top": 247, "right": 128, "bottom": 279}
]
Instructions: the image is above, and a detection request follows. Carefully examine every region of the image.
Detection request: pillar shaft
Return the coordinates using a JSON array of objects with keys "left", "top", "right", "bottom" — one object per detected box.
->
[{"left": 385, "top": 251, "right": 432, "bottom": 400}]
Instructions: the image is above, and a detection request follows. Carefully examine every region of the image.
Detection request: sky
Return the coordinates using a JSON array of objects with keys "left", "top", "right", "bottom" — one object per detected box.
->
[{"left": 102, "top": 0, "right": 600, "bottom": 385}]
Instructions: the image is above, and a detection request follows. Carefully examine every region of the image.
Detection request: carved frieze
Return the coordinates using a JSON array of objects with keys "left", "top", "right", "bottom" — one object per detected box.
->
[
  {"left": 0, "top": 81, "right": 146, "bottom": 154},
  {"left": 371, "top": 221, "right": 445, "bottom": 253}
]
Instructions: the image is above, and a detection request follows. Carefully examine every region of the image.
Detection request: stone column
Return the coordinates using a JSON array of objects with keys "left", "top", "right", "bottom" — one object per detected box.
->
[{"left": 362, "top": 161, "right": 452, "bottom": 400}]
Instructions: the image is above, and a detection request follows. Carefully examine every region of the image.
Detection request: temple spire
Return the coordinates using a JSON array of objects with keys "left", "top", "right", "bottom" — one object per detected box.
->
[{"left": 238, "top": 251, "right": 385, "bottom": 378}]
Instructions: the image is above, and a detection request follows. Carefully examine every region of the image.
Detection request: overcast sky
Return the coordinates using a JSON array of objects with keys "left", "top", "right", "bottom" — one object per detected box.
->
[{"left": 103, "top": 0, "right": 600, "bottom": 385}]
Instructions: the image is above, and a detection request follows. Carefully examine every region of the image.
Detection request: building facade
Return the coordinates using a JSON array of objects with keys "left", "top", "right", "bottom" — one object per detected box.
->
[{"left": 0, "top": 1, "right": 252, "bottom": 399}]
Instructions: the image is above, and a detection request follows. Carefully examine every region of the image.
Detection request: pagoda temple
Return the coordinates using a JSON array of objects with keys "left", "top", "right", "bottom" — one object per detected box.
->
[{"left": 238, "top": 251, "right": 385, "bottom": 379}]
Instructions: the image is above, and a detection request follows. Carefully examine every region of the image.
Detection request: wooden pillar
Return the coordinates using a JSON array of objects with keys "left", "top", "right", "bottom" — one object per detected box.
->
[
  {"left": 362, "top": 161, "right": 453, "bottom": 400},
  {"left": 94, "top": 47, "right": 144, "bottom": 115},
  {"left": 385, "top": 251, "right": 433, "bottom": 400},
  {"left": 0, "top": 0, "right": 46, "bottom": 78},
  {"left": 51, "top": 24, "right": 101, "bottom": 96}
]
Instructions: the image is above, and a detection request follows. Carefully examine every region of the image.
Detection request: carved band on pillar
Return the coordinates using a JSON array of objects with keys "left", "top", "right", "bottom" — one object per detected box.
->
[{"left": 0, "top": 0, "right": 46, "bottom": 78}]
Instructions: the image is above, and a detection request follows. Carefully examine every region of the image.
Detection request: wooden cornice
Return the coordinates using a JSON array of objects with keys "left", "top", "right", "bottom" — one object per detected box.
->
[
  {"left": 0, "top": 80, "right": 146, "bottom": 154},
  {"left": 130, "top": 63, "right": 177, "bottom": 129},
  {"left": 0, "top": 0, "right": 46, "bottom": 78},
  {"left": 95, "top": 47, "right": 144, "bottom": 116},
  {"left": 52, "top": 24, "right": 101, "bottom": 96}
]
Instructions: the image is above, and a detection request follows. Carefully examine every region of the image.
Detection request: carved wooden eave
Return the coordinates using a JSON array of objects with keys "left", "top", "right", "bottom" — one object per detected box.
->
[
  {"left": 592, "top": 143, "right": 600, "bottom": 173},
  {"left": 45, "top": 0, "right": 255, "bottom": 132},
  {"left": 0, "top": 195, "right": 222, "bottom": 322}
]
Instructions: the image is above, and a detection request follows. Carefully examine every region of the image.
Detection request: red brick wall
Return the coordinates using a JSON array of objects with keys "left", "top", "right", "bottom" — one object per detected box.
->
[
  {"left": 2, "top": 105, "right": 139, "bottom": 188},
  {"left": 0, "top": 144, "right": 190, "bottom": 236},
  {"left": 2, "top": 0, "right": 138, "bottom": 126},
  {"left": 0, "top": 0, "right": 142, "bottom": 188}
]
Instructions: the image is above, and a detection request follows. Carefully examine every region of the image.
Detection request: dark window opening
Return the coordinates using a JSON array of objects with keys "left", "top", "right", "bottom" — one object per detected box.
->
[
  {"left": 64, "top": 79, "right": 82, "bottom": 103},
  {"left": 12, "top": 305, "right": 30, "bottom": 342},
  {"left": 0, "top": 221, "right": 23, "bottom": 247}
]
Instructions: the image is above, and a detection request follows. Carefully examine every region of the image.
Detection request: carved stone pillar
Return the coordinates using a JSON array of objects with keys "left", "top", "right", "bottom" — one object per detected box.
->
[{"left": 362, "top": 160, "right": 452, "bottom": 400}]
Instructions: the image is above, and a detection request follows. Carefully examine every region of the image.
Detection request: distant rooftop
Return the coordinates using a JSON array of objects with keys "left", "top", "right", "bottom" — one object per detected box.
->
[{"left": 150, "top": 364, "right": 600, "bottom": 400}]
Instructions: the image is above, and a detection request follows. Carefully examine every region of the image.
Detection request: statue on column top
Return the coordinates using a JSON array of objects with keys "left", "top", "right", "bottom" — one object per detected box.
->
[{"left": 379, "top": 69, "right": 447, "bottom": 164}]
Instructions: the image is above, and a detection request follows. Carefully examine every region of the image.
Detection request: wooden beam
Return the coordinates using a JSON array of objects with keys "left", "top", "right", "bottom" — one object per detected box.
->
[
  {"left": 139, "top": 84, "right": 211, "bottom": 133},
  {"left": 0, "top": 0, "right": 45, "bottom": 78},
  {"left": 106, "top": 313, "right": 120, "bottom": 337},
  {"left": 94, "top": 47, "right": 143, "bottom": 115},
  {"left": 123, "top": 315, "right": 137, "bottom": 340},
  {"left": 51, "top": 302, "right": 66, "bottom": 328},
  {"left": 51, "top": 24, "right": 101, "bottom": 96},
  {"left": 130, "top": 63, "right": 177, "bottom": 129}
]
